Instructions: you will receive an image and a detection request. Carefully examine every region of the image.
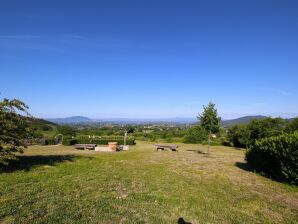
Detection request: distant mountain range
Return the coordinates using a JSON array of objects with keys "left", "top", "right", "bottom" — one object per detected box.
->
[
  {"left": 45, "top": 115, "right": 273, "bottom": 126},
  {"left": 46, "top": 116, "right": 197, "bottom": 124}
]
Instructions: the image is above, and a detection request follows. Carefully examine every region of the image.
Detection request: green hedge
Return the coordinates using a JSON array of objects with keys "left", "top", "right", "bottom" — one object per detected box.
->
[
  {"left": 63, "top": 138, "right": 78, "bottom": 146},
  {"left": 45, "top": 138, "right": 56, "bottom": 145},
  {"left": 246, "top": 132, "right": 298, "bottom": 185},
  {"left": 63, "top": 138, "right": 135, "bottom": 146}
]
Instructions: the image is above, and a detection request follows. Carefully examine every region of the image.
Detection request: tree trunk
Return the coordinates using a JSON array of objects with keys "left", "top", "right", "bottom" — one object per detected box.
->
[{"left": 208, "top": 130, "right": 211, "bottom": 154}]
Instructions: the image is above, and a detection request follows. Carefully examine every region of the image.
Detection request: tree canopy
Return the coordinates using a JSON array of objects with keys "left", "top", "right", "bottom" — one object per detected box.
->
[
  {"left": 0, "top": 98, "right": 31, "bottom": 165},
  {"left": 197, "top": 102, "right": 221, "bottom": 153},
  {"left": 184, "top": 125, "right": 208, "bottom": 143},
  {"left": 198, "top": 102, "right": 221, "bottom": 134},
  {"left": 57, "top": 125, "right": 77, "bottom": 137},
  {"left": 285, "top": 117, "right": 298, "bottom": 133},
  {"left": 227, "top": 117, "right": 287, "bottom": 148}
]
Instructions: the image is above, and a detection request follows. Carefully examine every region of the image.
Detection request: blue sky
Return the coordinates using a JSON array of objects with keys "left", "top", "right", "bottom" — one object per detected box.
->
[{"left": 0, "top": 0, "right": 297, "bottom": 119}]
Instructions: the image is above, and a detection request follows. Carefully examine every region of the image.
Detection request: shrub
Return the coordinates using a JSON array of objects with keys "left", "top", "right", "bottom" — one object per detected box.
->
[
  {"left": 94, "top": 139, "right": 135, "bottom": 145},
  {"left": 46, "top": 138, "right": 56, "bottom": 145},
  {"left": 227, "top": 124, "right": 250, "bottom": 148},
  {"left": 227, "top": 118, "right": 286, "bottom": 148},
  {"left": 247, "top": 118, "right": 285, "bottom": 144},
  {"left": 184, "top": 125, "right": 208, "bottom": 143},
  {"left": 61, "top": 137, "right": 78, "bottom": 146},
  {"left": 149, "top": 134, "right": 157, "bottom": 142},
  {"left": 165, "top": 137, "right": 173, "bottom": 143},
  {"left": 285, "top": 117, "right": 298, "bottom": 133},
  {"left": 41, "top": 124, "right": 53, "bottom": 131},
  {"left": 35, "top": 137, "right": 56, "bottom": 145},
  {"left": 246, "top": 132, "right": 298, "bottom": 185},
  {"left": 57, "top": 125, "right": 77, "bottom": 137},
  {"left": 68, "top": 139, "right": 78, "bottom": 145},
  {"left": 63, "top": 138, "right": 136, "bottom": 146}
]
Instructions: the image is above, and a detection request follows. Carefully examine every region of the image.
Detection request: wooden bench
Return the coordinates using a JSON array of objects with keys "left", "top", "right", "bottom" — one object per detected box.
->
[
  {"left": 74, "top": 144, "right": 97, "bottom": 150},
  {"left": 155, "top": 144, "right": 178, "bottom": 151}
]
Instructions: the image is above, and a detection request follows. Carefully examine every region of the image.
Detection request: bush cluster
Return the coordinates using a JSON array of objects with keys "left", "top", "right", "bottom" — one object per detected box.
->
[
  {"left": 227, "top": 118, "right": 286, "bottom": 148},
  {"left": 62, "top": 138, "right": 78, "bottom": 146},
  {"left": 44, "top": 138, "right": 56, "bottom": 145},
  {"left": 184, "top": 125, "right": 208, "bottom": 143},
  {"left": 246, "top": 132, "right": 298, "bottom": 185},
  {"left": 63, "top": 138, "right": 135, "bottom": 146}
]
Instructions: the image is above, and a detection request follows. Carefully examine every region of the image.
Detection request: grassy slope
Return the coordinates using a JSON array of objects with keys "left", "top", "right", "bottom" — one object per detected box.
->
[{"left": 0, "top": 142, "right": 297, "bottom": 224}]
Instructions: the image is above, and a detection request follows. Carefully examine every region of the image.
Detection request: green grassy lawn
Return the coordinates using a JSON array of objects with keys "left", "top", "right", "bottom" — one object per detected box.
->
[{"left": 0, "top": 142, "right": 297, "bottom": 224}]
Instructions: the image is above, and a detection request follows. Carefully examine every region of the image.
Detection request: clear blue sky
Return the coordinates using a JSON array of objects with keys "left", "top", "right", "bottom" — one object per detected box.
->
[{"left": 0, "top": 0, "right": 297, "bottom": 119}]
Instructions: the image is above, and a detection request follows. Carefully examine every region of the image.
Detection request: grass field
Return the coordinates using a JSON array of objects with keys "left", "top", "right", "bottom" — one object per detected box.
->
[{"left": 0, "top": 142, "right": 297, "bottom": 224}]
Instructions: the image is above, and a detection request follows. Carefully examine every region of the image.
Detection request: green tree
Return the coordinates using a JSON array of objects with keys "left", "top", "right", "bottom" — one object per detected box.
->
[
  {"left": 247, "top": 118, "right": 285, "bottom": 145},
  {"left": 184, "top": 125, "right": 208, "bottom": 143},
  {"left": 0, "top": 98, "right": 31, "bottom": 165},
  {"left": 198, "top": 102, "right": 221, "bottom": 153},
  {"left": 227, "top": 117, "right": 286, "bottom": 148},
  {"left": 227, "top": 124, "right": 250, "bottom": 148},
  {"left": 57, "top": 125, "right": 77, "bottom": 137},
  {"left": 285, "top": 117, "right": 298, "bottom": 133}
]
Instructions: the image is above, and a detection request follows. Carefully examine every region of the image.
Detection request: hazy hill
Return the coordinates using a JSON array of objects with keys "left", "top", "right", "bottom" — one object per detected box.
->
[
  {"left": 25, "top": 117, "right": 58, "bottom": 132},
  {"left": 46, "top": 116, "right": 197, "bottom": 124},
  {"left": 47, "top": 116, "right": 92, "bottom": 124},
  {"left": 222, "top": 115, "right": 267, "bottom": 127}
]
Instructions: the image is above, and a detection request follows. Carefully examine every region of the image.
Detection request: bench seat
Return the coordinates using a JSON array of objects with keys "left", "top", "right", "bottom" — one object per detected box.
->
[
  {"left": 74, "top": 144, "right": 97, "bottom": 150},
  {"left": 155, "top": 144, "right": 178, "bottom": 151}
]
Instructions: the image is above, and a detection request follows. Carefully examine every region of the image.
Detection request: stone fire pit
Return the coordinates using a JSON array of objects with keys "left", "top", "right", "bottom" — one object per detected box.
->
[
  {"left": 94, "top": 142, "right": 123, "bottom": 152},
  {"left": 108, "top": 142, "right": 118, "bottom": 151}
]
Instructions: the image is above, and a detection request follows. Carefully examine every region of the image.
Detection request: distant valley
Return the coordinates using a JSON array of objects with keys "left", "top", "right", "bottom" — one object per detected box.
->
[{"left": 45, "top": 115, "right": 273, "bottom": 126}]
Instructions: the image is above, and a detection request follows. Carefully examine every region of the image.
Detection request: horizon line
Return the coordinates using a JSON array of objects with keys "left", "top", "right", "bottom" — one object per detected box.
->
[{"left": 42, "top": 114, "right": 298, "bottom": 121}]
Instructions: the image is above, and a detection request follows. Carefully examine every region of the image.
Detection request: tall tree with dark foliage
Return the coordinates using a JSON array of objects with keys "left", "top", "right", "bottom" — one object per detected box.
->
[{"left": 0, "top": 98, "right": 31, "bottom": 165}]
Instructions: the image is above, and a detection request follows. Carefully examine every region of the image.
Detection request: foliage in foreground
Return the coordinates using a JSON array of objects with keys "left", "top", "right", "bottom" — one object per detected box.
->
[
  {"left": 0, "top": 98, "right": 31, "bottom": 165},
  {"left": 227, "top": 117, "right": 287, "bottom": 148},
  {"left": 246, "top": 131, "right": 298, "bottom": 185},
  {"left": 285, "top": 117, "right": 298, "bottom": 133},
  {"left": 226, "top": 124, "right": 251, "bottom": 148},
  {"left": 184, "top": 125, "right": 208, "bottom": 143}
]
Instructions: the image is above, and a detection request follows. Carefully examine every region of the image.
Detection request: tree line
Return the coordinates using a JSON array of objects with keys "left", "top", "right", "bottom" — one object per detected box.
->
[{"left": 227, "top": 117, "right": 298, "bottom": 148}]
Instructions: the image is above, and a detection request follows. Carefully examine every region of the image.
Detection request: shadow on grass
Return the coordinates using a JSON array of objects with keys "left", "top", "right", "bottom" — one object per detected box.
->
[
  {"left": 178, "top": 217, "right": 192, "bottom": 224},
  {"left": 234, "top": 161, "right": 251, "bottom": 172},
  {"left": 0, "top": 155, "right": 76, "bottom": 173},
  {"left": 186, "top": 149, "right": 197, "bottom": 152},
  {"left": 186, "top": 149, "right": 209, "bottom": 155}
]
